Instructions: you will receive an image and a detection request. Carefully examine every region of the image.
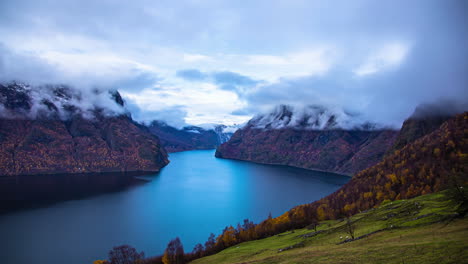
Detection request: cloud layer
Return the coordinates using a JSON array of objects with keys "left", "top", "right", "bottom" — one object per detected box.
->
[{"left": 0, "top": 0, "right": 466, "bottom": 127}]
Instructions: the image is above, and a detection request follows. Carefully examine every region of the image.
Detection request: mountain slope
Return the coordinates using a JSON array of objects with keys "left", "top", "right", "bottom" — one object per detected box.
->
[
  {"left": 0, "top": 82, "right": 169, "bottom": 176},
  {"left": 216, "top": 105, "right": 398, "bottom": 175},
  {"left": 279, "top": 112, "right": 467, "bottom": 226},
  {"left": 192, "top": 191, "right": 468, "bottom": 264}
]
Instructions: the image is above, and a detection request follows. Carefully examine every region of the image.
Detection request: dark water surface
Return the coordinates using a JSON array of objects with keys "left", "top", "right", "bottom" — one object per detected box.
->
[{"left": 0, "top": 150, "right": 349, "bottom": 264}]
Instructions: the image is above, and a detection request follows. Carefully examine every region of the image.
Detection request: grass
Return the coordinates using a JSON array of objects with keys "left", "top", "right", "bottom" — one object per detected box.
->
[{"left": 192, "top": 191, "right": 468, "bottom": 264}]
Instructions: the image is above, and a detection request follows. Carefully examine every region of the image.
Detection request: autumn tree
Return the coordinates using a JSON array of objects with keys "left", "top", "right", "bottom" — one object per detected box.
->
[
  {"left": 108, "top": 245, "right": 144, "bottom": 264},
  {"left": 162, "top": 237, "right": 185, "bottom": 264},
  {"left": 93, "top": 260, "right": 109, "bottom": 264},
  {"left": 239, "top": 219, "right": 256, "bottom": 241},
  {"left": 220, "top": 226, "right": 237, "bottom": 247}
]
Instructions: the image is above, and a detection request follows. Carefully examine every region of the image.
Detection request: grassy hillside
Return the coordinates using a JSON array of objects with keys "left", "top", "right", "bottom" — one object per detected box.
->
[{"left": 192, "top": 190, "right": 468, "bottom": 264}]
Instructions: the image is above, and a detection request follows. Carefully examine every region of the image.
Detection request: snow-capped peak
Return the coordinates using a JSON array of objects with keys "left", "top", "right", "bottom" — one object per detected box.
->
[{"left": 249, "top": 104, "right": 376, "bottom": 130}]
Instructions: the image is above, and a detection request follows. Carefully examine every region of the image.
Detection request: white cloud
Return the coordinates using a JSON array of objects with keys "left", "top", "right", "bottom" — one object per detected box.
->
[
  {"left": 354, "top": 42, "right": 410, "bottom": 76},
  {"left": 41, "top": 51, "right": 156, "bottom": 77},
  {"left": 0, "top": 0, "right": 465, "bottom": 127},
  {"left": 121, "top": 81, "right": 249, "bottom": 125}
]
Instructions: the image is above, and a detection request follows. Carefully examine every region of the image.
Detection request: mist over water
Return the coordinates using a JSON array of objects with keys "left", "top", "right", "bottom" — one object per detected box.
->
[{"left": 0, "top": 150, "right": 348, "bottom": 264}]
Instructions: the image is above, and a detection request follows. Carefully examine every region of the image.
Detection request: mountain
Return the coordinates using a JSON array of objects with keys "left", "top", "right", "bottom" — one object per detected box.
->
[
  {"left": 283, "top": 111, "right": 467, "bottom": 223},
  {"left": 216, "top": 105, "right": 398, "bottom": 175},
  {"left": 147, "top": 121, "right": 237, "bottom": 152},
  {"left": 389, "top": 104, "right": 457, "bottom": 153},
  {"left": 0, "top": 82, "right": 169, "bottom": 177}
]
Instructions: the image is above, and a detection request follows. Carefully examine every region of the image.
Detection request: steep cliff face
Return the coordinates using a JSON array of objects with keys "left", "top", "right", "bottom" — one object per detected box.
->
[
  {"left": 147, "top": 122, "right": 237, "bottom": 152},
  {"left": 0, "top": 82, "right": 169, "bottom": 176},
  {"left": 216, "top": 105, "right": 398, "bottom": 175}
]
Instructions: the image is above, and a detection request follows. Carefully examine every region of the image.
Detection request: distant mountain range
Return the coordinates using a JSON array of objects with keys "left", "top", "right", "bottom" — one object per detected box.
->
[
  {"left": 216, "top": 105, "right": 398, "bottom": 175},
  {"left": 147, "top": 121, "right": 237, "bottom": 153}
]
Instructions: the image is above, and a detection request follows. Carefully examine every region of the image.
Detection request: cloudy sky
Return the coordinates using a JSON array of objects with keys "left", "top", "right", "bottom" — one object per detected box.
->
[{"left": 0, "top": 0, "right": 467, "bottom": 128}]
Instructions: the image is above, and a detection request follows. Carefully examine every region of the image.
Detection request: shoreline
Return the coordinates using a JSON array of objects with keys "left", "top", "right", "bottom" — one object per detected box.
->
[{"left": 214, "top": 154, "right": 353, "bottom": 177}]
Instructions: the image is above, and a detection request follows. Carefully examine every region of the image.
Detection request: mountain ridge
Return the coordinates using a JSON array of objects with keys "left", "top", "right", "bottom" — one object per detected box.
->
[
  {"left": 0, "top": 82, "right": 169, "bottom": 177},
  {"left": 216, "top": 105, "right": 398, "bottom": 175}
]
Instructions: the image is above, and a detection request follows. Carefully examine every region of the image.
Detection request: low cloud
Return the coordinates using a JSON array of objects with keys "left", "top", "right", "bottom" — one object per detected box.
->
[
  {"left": 0, "top": 44, "right": 161, "bottom": 120},
  {"left": 249, "top": 104, "right": 373, "bottom": 130},
  {"left": 0, "top": 43, "right": 159, "bottom": 92},
  {"left": 0, "top": 44, "right": 61, "bottom": 85},
  {"left": 411, "top": 100, "right": 468, "bottom": 119},
  {"left": 0, "top": 82, "right": 125, "bottom": 120},
  {"left": 125, "top": 98, "right": 188, "bottom": 129}
]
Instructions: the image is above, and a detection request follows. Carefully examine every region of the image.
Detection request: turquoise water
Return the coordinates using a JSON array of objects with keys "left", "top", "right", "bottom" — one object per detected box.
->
[{"left": 0, "top": 150, "right": 349, "bottom": 264}]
